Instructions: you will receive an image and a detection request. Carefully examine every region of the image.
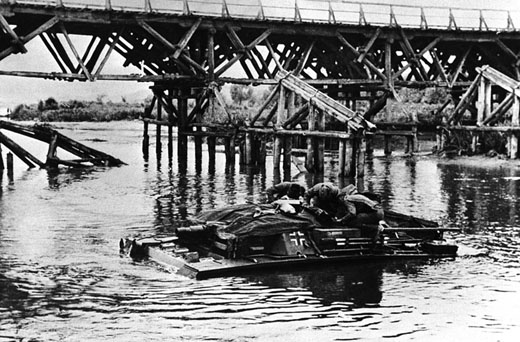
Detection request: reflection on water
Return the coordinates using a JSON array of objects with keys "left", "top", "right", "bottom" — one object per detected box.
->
[{"left": 1, "top": 122, "right": 519, "bottom": 341}]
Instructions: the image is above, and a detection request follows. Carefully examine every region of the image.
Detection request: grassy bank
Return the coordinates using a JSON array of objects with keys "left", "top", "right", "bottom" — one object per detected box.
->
[{"left": 10, "top": 97, "right": 145, "bottom": 122}]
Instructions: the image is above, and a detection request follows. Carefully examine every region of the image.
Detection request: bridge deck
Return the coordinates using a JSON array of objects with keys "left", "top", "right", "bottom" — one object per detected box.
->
[{"left": 8, "top": 0, "right": 520, "bottom": 31}]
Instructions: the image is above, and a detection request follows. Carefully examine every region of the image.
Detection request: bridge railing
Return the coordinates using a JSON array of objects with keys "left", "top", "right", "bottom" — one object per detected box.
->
[{"left": 4, "top": 0, "right": 519, "bottom": 31}]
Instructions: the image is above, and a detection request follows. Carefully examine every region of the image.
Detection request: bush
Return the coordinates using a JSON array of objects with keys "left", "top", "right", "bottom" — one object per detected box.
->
[{"left": 9, "top": 100, "right": 144, "bottom": 122}]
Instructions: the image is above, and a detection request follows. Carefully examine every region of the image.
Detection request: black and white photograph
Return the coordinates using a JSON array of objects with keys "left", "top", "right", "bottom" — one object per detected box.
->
[{"left": 1, "top": 0, "right": 519, "bottom": 341}]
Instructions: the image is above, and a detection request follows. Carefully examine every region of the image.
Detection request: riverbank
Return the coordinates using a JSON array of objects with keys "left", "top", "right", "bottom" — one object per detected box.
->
[{"left": 9, "top": 98, "right": 144, "bottom": 122}]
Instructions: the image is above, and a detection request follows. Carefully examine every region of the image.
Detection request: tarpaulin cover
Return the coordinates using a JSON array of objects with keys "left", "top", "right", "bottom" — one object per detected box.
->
[{"left": 195, "top": 203, "right": 325, "bottom": 237}]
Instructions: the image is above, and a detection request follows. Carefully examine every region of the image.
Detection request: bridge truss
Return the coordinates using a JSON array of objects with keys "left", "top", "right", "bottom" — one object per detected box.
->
[{"left": 2, "top": 0, "right": 520, "bottom": 174}]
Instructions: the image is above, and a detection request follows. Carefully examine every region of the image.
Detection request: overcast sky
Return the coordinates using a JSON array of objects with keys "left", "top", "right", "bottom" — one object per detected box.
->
[{"left": 1, "top": 0, "right": 520, "bottom": 108}]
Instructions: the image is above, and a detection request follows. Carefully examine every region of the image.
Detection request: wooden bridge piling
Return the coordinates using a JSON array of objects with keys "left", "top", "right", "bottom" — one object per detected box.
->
[
  {"left": 6, "top": 152, "right": 13, "bottom": 176},
  {"left": 0, "top": 143, "right": 3, "bottom": 170},
  {"left": 156, "top": 93, "right": 162, "bottom": 158}
]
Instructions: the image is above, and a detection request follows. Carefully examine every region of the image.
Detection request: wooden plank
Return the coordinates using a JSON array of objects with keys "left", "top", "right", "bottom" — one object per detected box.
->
[
  {"left": 243, "top": 127, "right": 353, "bottom": 139},
  {"left": 447, "top": 126, "right": 520, "bottom": 132},
  {"left": 478, "top": 65, "right": 520, "bottom": 95}
]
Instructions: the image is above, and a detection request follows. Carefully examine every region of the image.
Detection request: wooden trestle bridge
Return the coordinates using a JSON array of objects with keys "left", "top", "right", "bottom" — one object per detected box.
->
[{"left": 2, "top": 0, "right": 520, "bottom": 184}]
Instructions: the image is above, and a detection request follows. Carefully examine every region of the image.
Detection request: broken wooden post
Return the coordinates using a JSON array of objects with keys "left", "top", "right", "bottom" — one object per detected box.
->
[
  {"left": 178, "top": 92, "right": 188, "bottom": 171},
  {"left": 167, "top": 91, "right": 174, "bottom": 162},
  {"left": 366, "top": 135, "right": 374, "bottom": 156},
  {"left": 258, "top": 136, "right": 267, "bottom": 168},
  {"left": 0, "top": 143, "right": 3, "bottom": 170},
  {"left": 207, "top": 134, "right": 216, "bottom": 172},
  {"left": 511, "top": 92, "right": 519, "bottom": 158},
  {"left": 156, "top": 94, "right": 162, "bottom": 157},
  {"left": 142, "top": 98, "right": 153, "bottom": 160},
  {"left": 7, "top": 151, "right": 13, "bottom": 176},
  {"left": 194, "top": 101, "right": 203, "bottom": 172},
  {"left": 384, "top": 135, "right": 392, "bottom": 155},
  {"left": 46, "top": 132, "right": 59, "bottom": 167},
  {"left": 225, "top": 135, "right": 236, "bottom": 170}
]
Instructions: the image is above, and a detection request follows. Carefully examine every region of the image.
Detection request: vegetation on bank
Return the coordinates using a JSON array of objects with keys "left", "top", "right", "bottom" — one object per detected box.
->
[
  {"left": 10, "top": 86, "right": 452, "bottom": 125},
  {"left": 10, "top": 96, "right": 145, "bottom": 122}
]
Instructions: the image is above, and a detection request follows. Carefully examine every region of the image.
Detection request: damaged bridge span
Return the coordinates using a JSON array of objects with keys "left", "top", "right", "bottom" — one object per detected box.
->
[{"left": 0, "top": 120, "right": 125, "bottom": 169}]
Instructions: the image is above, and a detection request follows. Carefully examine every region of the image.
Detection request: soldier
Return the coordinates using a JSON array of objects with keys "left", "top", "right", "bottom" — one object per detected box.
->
[
  {"left": 304, "top": 182, "right": 342, "bottom": 217},
  {"left": 336, "top": 184, "right": 385, "bottom": 227},
  {"left": 266, "top": 181, "right": 306, "bottom": 202}
]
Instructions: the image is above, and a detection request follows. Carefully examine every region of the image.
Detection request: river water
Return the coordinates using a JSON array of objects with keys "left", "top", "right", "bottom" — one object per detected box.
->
[{"left": 0, "top": 121, "right": 519, "bottom": 341}]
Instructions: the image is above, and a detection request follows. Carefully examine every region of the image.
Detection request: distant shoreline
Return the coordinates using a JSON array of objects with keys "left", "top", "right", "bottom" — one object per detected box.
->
[{"left": 9, "top": 98, "right": 145, "bottom": 122}]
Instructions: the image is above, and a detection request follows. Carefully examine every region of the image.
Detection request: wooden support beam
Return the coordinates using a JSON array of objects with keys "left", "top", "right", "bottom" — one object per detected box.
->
[
  {"left": 477, "top": 76, "right": 488, "bottom": 124},
  {"left": 45, "top": 133, "right": 59, "bottom": 167},
  {"left": 225, "top": 25, "right": 264, "bottom": 78},
  {"left": 173, "top": 17, "right": 202, "bottom": 59},
  {"left": 47, "top": 32, "right": 76, "bottom": 73},
  {"left": 511, "top": 92, "right": 519, "bottom": 158},
  {"left": 251, "top": 84, "right": 280, "bottom": 126},
  {"left": 265, "top": 38, "right": 283, "bottom": 72},
  {"left": 0, "top": 16, "right": 59, "bottom": 61},
  {"left": 398, "top": 27, "right": 428, "bottom": 80},
  {"left": 138, "top": 19, "right": 205, "bottom": 75},
  {"left": 283, "top": 103, "right": 309, "bottom": 129},
  {"left": 212, "top": 86, "right": 233, "bottom": 123},
  {"left": 215, "top": 29, "right": 271, "bottom": 77},
  {"left": 393, "top": 37, "right": 441, "bottom": 80},
  {"left": 420, "top": 8, "right": 428, "bottom": 29},
  {"left": 207, "top": 28, "right": 215, "bottom": 80},
  {"left": 483, "top": 92, "right": 514, "bottom": 126},
  {"left": 430, "top": 50, "right": 448, "bottom": 83},
  {"left": 262, "top": 101, "right": 278, "bottom": 127},
  {"left": 336, "top": 31, "right": 387, "bottom": 81},
  {"left": 251, "top": 46, "right": 272, "bottom": 78},
  {"left": 0, "top": 131, "right": 43, "bottom": 168},
  {"left": 294, "top": 40, "right": 315, "bottom": 76},
  {"left": 60, "top": 22, "right": 94, "bottom": 81},
  {"left": 40, "top": 33, "right": 68, "bottom": 73},
  {"left": 306, "top": 105, "right": 316, "bottom": 172},
  {"left": 385, "top": 39, "right": 393, "bottom": 87},
  {"left": 0, "top": 14, "right": 27, "bottom": 53},
  {"left": 75, "top": 36, "right": 96, "bottom": 73},
  {"left": 447, "top": 74, "right": 480, "bottom": 124},
  {"left": 357, "top": 28, "right": 381, "bottom": 63},
  {"left": 273, "top": 84, "right": 286, "bottom": 169},
  {"left": 94, "top": 29, "right": 123, "bottom": 79},
  {"left": 450, "top": 46, "right": 472, "bottom": 87}
]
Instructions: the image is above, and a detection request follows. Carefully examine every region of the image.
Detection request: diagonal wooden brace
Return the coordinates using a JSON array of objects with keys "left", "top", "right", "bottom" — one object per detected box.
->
[{"left": 0, "top": 16, "right": 59, "bottom": 61}]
